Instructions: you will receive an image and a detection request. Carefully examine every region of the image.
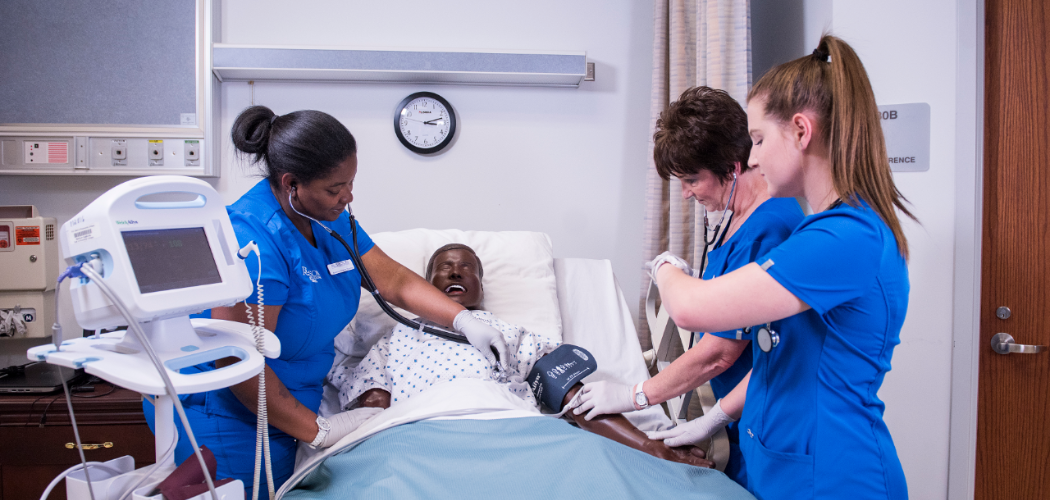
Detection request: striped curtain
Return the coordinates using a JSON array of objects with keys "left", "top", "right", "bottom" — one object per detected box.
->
[{"left": 638, "top": 0, "right": 752, "bottom": 349}]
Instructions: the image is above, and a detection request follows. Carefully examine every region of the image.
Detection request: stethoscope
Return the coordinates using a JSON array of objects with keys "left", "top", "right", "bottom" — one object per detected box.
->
[
  {"left": 752, "top": 199, "right": 845, "bottom": 353},
  {"left": 694, "top": 173, "right": 781, "bottom": 353},
  {"left": 698, "top": 172, "right": 738, "bottom": 276},
  {"left": 285, "top": 188, "right": 494, "bottom": 360},
  {"left": 755, "top": 324, "right": 779, "bottom": 353}
]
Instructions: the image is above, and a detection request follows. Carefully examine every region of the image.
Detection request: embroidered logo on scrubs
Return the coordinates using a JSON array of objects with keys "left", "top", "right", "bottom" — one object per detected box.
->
[{"left": 302, "top": 266, "right": 322, "bottom": 283}]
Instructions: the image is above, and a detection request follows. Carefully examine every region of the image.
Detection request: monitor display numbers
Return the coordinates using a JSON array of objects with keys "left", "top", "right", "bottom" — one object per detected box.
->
[{"left": 121, "top": 227, "right": 222, "bottom": 294}]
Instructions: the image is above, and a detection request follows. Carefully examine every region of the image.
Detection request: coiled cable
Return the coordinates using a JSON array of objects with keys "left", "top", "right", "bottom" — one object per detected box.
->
[{"left": 240, "top": 241, "right": 275, "bottom": 500}]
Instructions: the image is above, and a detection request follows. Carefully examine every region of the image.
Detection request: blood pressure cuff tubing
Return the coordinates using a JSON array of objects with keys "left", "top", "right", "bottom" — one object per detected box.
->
[{"left": 527, "top": 344, "right": 597, "bottom": 412}]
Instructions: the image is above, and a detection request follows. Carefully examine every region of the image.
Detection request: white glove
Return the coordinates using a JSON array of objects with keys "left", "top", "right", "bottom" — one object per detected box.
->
[
  {"left": 454, "top": 310, "right": 509, "bottom": 371},
  {"left": 319, "top": 407, "right": 383, "bottom": 448},
  {"left": 645, "top": 251, "right": 693, "bottom": 284},
  {"left": 573, "top": 380, "right": 638, "bottom": 420},
  {"left": 646, "top": 399, "right": 736, "bottom": 447}
]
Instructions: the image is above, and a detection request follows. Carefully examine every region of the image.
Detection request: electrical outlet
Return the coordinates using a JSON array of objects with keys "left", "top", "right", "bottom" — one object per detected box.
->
[
  {"left": 184, "top": 140, "right": 200, "bottom": 166},
  {"left": 111, "top": 139, "right": 127, "bottom": 166},
  {"left": 148, "top": 140, "right": 164, "bottom": 166}
]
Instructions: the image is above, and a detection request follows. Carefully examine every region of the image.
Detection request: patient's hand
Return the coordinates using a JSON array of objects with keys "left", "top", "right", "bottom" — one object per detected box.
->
[
  {"left": 562, "top": 384, "right": 713, "bottom": 468},
  {"left": 359, "top": 388, "right": 391, "bottom": 409},
  {"left": 643, "top": 438, "right": 713, "bottom": 468}
]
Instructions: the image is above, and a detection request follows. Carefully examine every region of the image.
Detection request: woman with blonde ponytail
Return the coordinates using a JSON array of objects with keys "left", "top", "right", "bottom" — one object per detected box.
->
[{"left": 646, "top": 35, "right": 912, "bottom": 499}]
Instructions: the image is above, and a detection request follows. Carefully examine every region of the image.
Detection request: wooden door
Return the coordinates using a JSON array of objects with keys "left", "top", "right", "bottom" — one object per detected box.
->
[{"left": 977, "top": 0, "right": 1050, "bottom": 497}]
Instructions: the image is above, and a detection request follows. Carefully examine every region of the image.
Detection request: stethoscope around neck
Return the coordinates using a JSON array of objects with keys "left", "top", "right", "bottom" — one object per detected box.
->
[
  {"left": 698, "top": 172, "right": 738, "bottom": 283},
  {"left": 284, "top": 189, "right": 495, "bottom": 361},
  {"left": 699, "top": 174, "right": 779, "bottom": 353}
]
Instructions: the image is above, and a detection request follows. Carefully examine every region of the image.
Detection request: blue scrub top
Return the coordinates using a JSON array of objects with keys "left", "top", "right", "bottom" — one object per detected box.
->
[
  {"left": 741, "top": 198, "right": 909, "bottom": 500},
  {"left": 697, "top": 197, "right": 803, "bottom": 488},
  {"left": 145, "top": 180, "right": 374, "bottom": 495},
  {"left": 203, "top": 179, "right": 374, "bottom": 420},
  {"left": 700, "top": 197, "right": 804, "bottom": 400}
]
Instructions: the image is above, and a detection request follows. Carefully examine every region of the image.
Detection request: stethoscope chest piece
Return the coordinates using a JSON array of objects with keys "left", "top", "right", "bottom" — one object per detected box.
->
[{"left": 757, "top": 324, "right": 779, "bottom": 353}]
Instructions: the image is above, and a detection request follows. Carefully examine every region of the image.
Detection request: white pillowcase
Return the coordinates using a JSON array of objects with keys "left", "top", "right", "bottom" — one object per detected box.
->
[{"left": 333, "top": 229, "right": 562, "bottom": 366}]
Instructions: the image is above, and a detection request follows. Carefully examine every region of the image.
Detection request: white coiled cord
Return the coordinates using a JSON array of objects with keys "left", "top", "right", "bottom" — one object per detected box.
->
[{"left": 239, "top": 242, "right": 275, "bottom": 500}]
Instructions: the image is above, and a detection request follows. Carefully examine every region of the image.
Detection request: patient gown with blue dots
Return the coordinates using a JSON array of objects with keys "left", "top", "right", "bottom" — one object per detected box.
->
[{"left": 332, "top": 310, "right": 558, "bottom": 410}]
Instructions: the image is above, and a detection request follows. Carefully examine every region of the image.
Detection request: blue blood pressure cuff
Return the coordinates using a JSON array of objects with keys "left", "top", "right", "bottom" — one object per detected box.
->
[{"left": 527, "top": 344, "right": 597, "bottom": 412}]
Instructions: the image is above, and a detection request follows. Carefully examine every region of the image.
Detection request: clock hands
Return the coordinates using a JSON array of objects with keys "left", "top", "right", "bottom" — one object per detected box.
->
[{"left": 403, "top": 117, "right": 446, "bottom": 126}]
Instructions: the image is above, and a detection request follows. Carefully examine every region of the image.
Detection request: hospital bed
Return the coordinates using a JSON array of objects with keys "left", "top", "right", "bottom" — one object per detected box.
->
[{"left": 276, "top": 229, "right": 752, "bottom": 499}]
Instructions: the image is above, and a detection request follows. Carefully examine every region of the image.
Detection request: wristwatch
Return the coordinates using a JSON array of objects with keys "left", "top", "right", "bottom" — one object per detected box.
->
[
  {"left": 310, "top": 415, "right": 331, "bottom": 448},
  {"left": 633, "top": 383, "right": 650, "bottom": 410}
]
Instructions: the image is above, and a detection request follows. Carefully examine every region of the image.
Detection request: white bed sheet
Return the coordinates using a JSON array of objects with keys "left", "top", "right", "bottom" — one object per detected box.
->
[
  {"left": 285, "top": 378, "right": 543, "bottom": 498},
  {"left": 555, "top": 258, "right": 671, "bottom": 432}
]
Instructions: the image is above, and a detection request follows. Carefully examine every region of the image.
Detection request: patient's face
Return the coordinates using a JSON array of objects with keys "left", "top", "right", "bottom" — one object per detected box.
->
[{"left": 429, "top": 249, "right": 483, "bottom": 309}]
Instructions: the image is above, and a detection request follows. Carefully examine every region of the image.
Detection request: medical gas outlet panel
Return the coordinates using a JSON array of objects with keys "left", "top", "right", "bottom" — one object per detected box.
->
[
  {"left": 0, "top": 205, "right": 57, "bottom": 338},
  {"left": 0, "top": 137, "right": 211, "bottom": 176}
]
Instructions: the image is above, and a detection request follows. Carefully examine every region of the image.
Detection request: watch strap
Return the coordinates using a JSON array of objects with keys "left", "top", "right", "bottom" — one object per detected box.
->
[
  {"left": 633, "top": 382, "right": 650, "bottom": 410},
  {"left": 310, "top": 415, "right": 331, "bottom": 448}
]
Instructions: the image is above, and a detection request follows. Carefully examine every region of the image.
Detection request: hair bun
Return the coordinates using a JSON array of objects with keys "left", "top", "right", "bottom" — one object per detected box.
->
[{"left": 231, "top": 105, "right": 276, "bottom": 162}]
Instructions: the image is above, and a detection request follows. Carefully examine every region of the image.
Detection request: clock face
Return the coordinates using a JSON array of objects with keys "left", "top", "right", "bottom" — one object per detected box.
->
[{"left": 394, "top": 92, "right": 456, "bottom": 154}]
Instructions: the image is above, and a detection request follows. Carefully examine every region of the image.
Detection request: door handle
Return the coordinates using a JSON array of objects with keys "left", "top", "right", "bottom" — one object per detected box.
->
[
  {"left": 65, "top": 442, "right": 114, "bottom": 450},
  {"left": 991, "top": 333, "right": 1047, "bottom": 354}
]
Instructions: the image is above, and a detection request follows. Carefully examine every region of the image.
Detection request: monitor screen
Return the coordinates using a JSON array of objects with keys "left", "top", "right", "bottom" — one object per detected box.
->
[{"left": 122, "top": 228, "right": 222, "bottom": 294}]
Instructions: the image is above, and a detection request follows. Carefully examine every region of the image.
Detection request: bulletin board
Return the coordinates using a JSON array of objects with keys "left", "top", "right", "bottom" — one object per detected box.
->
[{"left": 0, "top": 0, "right": 198, "bottom": 126}]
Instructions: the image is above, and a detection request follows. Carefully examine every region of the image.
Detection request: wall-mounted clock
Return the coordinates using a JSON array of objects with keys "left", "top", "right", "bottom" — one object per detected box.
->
[{"left": 394, "top": 92, "right": 457, "bottom": 154}]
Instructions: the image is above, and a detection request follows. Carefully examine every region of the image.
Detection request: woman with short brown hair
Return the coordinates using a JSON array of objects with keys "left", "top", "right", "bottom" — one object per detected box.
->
[{"left": 576, "top": 85, "right": 810, "bottom": 489}]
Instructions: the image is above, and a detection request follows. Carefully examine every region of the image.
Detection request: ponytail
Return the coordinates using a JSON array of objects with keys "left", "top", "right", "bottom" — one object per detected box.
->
[{"left": 748, "top": 35, "right": 916, "bottom": 259}]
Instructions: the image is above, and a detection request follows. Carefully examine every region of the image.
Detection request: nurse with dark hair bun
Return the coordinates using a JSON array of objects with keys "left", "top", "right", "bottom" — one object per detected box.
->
[{"left": 145, "top": 105, "right": 508, "bottom": 497}]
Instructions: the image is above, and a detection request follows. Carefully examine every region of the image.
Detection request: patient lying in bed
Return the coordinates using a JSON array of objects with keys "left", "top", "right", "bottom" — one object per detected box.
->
[{"left": 330, "top": 244, "right": 711, "bottom": 468}]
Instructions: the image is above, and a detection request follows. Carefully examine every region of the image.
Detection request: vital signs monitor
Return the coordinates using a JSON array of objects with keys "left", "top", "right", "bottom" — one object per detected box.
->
[
  {"left": 61, "top": 175, "right": 251, "bottom": 329},
  {"left": 29, "top": 175, "right": 280, "bottom": 500}
]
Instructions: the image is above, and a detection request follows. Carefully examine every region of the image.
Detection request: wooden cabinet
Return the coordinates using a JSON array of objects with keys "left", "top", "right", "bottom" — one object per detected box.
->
[{"left": 0, "top": 383, "right": 154, "bottom": 500}]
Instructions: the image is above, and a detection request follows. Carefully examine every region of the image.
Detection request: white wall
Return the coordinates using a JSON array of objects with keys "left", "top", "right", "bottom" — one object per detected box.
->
[
  {"left": 0, "top": 1, "right": 655, "bottom": 354},
  {"left": 214, "top": 0, "right": 655, "bottom": 325}
]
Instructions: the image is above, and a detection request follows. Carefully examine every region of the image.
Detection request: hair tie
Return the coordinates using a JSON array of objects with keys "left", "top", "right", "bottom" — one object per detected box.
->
[
  {"left": 812, "top": 48, "right": 830, "bottom": 62},
  {"left": 269, "top": 114, "right": 279, "bottom": 126}
]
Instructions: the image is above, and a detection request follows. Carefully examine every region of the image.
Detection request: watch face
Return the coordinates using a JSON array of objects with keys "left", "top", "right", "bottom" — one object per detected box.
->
[{"left": 395, "top": 92, "right": 456, "bottom": 154}]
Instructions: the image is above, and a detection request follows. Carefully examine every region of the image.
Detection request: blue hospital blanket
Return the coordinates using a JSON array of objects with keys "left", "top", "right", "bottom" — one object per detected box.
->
[{"left": 285, "top": 417, "right": 755, "bottom": 499}]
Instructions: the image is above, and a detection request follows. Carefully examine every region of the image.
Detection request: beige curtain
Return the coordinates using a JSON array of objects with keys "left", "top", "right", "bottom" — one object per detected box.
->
[{"left": 638, "top": 0, "right": 752, "bottom": 349}]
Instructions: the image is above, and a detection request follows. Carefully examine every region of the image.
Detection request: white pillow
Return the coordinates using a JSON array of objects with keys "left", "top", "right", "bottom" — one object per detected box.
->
[{"left": 333, "top": 229, "right": 562, "bottom": 365}]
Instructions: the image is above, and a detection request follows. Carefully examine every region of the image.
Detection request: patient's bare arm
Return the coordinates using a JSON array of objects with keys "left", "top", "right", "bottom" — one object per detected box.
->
[
  {"left": 563, "top": 384, "right": 713, "bottom": 468},
  {"left": 359, "top": 388, "right": 392, "bottom": 409}
]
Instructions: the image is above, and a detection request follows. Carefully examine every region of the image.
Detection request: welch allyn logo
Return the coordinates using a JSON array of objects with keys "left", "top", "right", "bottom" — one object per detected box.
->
[{"left": 115, "top": 220, "right": 139, "bottom": 225}]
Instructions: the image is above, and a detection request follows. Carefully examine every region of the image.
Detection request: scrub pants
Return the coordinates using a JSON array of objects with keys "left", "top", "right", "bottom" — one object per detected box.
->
[{"left": 143, "top": 398, "right": 296, "bottom": 499}]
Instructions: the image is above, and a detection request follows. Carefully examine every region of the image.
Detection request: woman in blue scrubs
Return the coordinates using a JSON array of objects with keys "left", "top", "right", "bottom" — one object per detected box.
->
[
  {"left": 574, "top": 86, "right": 810, "bottom": 488},
  {"left": 647, "top": 36, "right": 914, "bottom": 499},
  {"left": 146, "top": 106, "right": 509, "bottom": 496}
]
